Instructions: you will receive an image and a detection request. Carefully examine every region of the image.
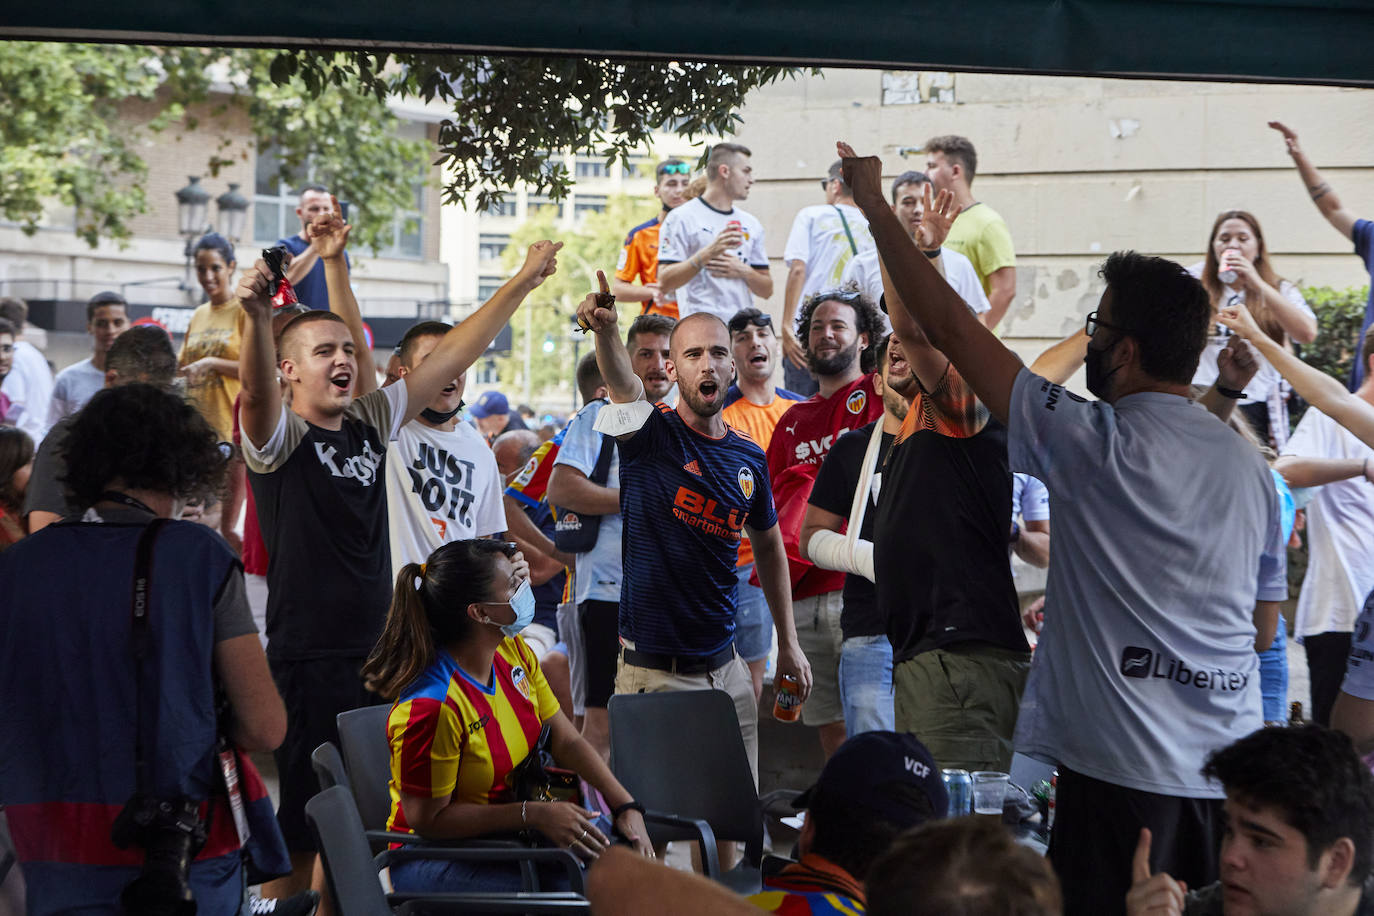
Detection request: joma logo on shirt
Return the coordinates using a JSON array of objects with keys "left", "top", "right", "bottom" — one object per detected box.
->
[
  {"left": 467, "top": 713, "right": 491, "bottom": 735},
  {"left": 314, "top": 439, "right": 383, "bottom": 485}
]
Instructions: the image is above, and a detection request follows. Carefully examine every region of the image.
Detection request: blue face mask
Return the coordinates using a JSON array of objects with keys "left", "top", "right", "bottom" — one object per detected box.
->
[{"left": 486, "top": 581, "right": 536, "bottom": 639}]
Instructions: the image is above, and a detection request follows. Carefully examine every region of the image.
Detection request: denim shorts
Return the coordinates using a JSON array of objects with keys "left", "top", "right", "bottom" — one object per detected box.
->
[
  {"left": 838, "top": 634, "right": 894, "bottom": 736},
  {"left": 734, "top": 563, "right": 773, "bottom": 664}
]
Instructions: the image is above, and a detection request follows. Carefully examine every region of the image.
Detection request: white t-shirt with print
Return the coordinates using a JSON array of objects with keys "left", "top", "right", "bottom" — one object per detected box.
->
[
  {"left": 842, "top": 246, "right": 990, "bottom": 333},
  {"left": 554, "top": 400, "right": 623, "bottom": 605},
  {"left": 1007, "top": 368, "right": 1286, "bottom": 797},
  {"left": 1280, "top": 407, "right": 1374, "bottom": 637},
  {"left": 386, "top": 419, "right": 507, "bottom": 578},
  {"left": 784, "top": 203, "right": 874, "bottom": 300},
  {"left": 657, "top": 197, "right": 769, "bottom": 322}
]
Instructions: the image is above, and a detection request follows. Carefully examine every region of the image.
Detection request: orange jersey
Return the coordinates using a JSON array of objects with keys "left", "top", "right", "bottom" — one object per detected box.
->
[
  {"left": 616, "top": 217, "right": 679, "bottom": 319},
  {"left": 723, "top": 385, "right": 804, "bottom": 566},
  {"left": 897, "top": 361, "right": 989, "bottom": 442},
  {"left": 385, "top": 637, "right": 559, "bottom": 836}
]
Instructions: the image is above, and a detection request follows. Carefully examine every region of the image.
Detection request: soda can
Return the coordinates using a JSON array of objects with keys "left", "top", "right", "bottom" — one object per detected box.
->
[
  {"left": 942, "top": 768, "right": 971, "bottom": 817},
  {"left": 772, "top": 673, "right": 802, "bottom": 722},
  {"left": 725, "top": 219, "right": 742, "bottom": 232},
  {"left": 1047, "top": 768, "right": 1058, "bottom": 833}
]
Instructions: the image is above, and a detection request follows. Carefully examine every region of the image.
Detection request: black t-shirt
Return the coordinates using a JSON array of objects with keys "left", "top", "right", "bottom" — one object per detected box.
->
[
  {"left": 873, "top": 368, "right": 1027, "bottom": 663},
  {"left": 245, "top": 387, "right": 402, "bottom": 661},
  {"left": 807, "top": 420, "right": 893, "bottom": 638}
]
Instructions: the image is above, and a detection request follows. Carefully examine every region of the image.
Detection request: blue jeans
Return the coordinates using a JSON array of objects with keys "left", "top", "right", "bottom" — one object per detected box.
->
[
  {"left": 1258, "top": 616, "right": 1289, "bottom": 723},
  {"left": 734, "top": 563, "right": 773, "bottom": 664},
  {"left": 838, "top": 635, "right": 894, "bottom": 736}
]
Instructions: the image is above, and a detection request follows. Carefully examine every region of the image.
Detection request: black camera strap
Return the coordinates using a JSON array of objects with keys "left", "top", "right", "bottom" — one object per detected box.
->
[{"left": 129, "top": 517, "right": 170, "bottom": 797}]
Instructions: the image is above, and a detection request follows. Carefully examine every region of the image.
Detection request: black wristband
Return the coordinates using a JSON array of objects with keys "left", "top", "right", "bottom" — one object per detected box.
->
[
  {"left": 612, "top": 801, "right": 645, "bottom": 819},
  {"left": 922, "top": 247, "right": 942, "bottom": 259},
  {"left": 1216, "top": 385, "right": 1246, "bottom": 400}
]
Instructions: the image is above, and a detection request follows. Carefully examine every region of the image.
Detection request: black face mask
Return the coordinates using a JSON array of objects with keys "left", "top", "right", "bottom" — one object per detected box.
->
[
  {"left": 1084, "top": 337, "right": 1123, "bottom": 400},
  {"left": 421, "top": 400, "right": 465, "bottom": 424}
]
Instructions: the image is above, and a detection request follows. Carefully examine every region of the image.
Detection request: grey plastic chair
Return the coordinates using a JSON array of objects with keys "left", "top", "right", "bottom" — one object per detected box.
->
[
  {"left": 306, "top": 785, "right": 589, "bottom": 915},
  {"left": 607, "top": 689, "right": 799, "bottom": 894},
  {"left": 313, "top": 740, "right": 351, "bottom": 793}
]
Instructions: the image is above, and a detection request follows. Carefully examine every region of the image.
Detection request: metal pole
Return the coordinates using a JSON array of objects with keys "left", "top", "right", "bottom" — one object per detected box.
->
[{"left": 523, "top": 304, "right": 533, "bottom": 406}]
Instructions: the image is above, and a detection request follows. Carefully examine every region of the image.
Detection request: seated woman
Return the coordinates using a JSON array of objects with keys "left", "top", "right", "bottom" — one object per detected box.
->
[{"left": 362, "top": 539, "right": 652, "bottom": 893}]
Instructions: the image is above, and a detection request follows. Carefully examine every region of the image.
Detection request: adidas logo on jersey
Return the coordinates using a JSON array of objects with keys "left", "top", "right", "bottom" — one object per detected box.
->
[{"left": 683, "top": 460, "right": 702, "bottom": 476}]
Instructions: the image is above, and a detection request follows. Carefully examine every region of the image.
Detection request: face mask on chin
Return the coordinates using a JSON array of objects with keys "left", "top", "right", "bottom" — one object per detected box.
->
[{"left": 1084, "top": 336, "right": 1123, "bottom": 400}]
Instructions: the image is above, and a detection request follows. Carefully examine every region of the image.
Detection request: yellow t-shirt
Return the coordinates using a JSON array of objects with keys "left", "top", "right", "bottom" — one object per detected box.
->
[
  {"left": 944, "top": 202, "right": 1016, "bottom": 296},
  {"left": 178, "top": 298, "right": 245, "bottom": 440}
]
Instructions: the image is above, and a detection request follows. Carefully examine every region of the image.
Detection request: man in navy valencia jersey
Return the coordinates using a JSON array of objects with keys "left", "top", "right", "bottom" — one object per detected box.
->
[{"left": 577, "top": 272, "right": 812, "bottom": 780}]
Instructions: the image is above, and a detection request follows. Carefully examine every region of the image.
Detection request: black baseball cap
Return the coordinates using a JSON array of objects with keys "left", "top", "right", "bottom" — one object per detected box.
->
[{"left": 792, "top": 731, "right": 947, "bottom": 829}]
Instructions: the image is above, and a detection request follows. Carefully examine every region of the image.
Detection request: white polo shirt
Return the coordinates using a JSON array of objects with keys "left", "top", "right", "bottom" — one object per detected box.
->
[
  {"left": 842, "top": 246, "right": 990, "bottom": 327},
  {"left": 1008, "top": 368, "right": 1287, "bottom": 797}
]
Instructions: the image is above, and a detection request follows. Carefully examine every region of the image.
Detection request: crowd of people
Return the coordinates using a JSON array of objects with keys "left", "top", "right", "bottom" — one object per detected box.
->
[{"left": 2, "top": 119, "right": 1374, "bottom": 916}]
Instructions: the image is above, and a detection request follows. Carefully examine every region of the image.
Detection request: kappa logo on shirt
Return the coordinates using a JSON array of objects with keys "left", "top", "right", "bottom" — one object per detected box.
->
[{"left": 314, "top": 439, "right": 383, "bottom": 486}]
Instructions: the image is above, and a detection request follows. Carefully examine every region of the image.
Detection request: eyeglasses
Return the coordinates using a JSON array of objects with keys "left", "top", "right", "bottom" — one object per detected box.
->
[
  {"left": 1084, "top": 310, "right": 1130, "bottom": 338},
  {"left": 658, "top": 162, "right": 690, "bottom": 176},
  {"left": 819, "top": 178, "right": 836, "bottom": 190},
  {"left": 728, "top": 312, "right": 773, "bottom": 335}
]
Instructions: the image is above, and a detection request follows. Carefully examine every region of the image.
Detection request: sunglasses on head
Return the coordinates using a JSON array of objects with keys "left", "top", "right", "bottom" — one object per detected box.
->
[
  {"left": 659, "top": 162, "right": 690, "bottom": 176},
  {"left": 728, "top": 312, "right": 773, "bottom": 335}
]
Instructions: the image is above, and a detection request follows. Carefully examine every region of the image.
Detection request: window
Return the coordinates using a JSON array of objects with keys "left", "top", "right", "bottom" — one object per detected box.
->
[
  {"left": 527, "top": 195, "right": 565, "bottom": 219},
  {"left": 573, "top": 196, "right": 607, "bottom": 220},
  {"left": 575, "top": 159, "right": 608, "bottom": 179},
  {"left": 375, "top": 121, "right": 427, "bottom": 259},
  {"left": 478, "top": 234, "right": 510, "bottom": 265},
  {"left": 472, "top": 358, "right": 500, "bottom": 384},
  {"left": 252, "top": 146, "right": 306, "bottom": 243},
  {"left": 483, "top": 196, "right": 518, "bottom": 217},
  {"left": 478, "top": 279, "right": 504, "bottom": 301}
]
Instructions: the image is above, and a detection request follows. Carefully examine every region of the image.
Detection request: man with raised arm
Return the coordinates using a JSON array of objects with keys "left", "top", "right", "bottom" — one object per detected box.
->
[
  {"left": 839, "top": 141, "right": 1287, "bottom": 915},
  {"left": 237, "top": 206, "right": 560, "bottom": 896},
  {"left": 1268, "top": 121, "right": 1374, "bottom": 388},
  {"left": 576, "top": 273, "right": 811, "bottom": 781}
]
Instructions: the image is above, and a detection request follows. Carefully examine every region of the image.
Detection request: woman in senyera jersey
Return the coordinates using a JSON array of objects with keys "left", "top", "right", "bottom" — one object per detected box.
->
[{"left": 362, "top": 538, "right": 652, "bottom": 892}]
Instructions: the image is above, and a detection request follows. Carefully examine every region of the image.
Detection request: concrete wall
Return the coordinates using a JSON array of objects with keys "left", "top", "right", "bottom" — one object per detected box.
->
[{"left": 732, "top": 69, "right": 1374, "bottom": 378}]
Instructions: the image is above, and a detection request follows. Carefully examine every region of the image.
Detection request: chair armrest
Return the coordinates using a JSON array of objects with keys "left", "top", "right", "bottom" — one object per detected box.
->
[
  {"left": 640, "top": 810, "right": 720, "bottom": 881},
  {"left": 380, "top": 845, "right": 586, "bottom": 893},
  {"left": 393, "top": 893, "right": 588, "bottom": 914}
]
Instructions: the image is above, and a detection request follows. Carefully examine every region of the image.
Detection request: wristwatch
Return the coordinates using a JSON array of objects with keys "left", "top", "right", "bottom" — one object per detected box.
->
[
  {"left": 1216, "top": 385, "right": 1246, "bottom": 400},
  {"left": 1009, "top": 521, "right": 1021, "bottom": 544}
]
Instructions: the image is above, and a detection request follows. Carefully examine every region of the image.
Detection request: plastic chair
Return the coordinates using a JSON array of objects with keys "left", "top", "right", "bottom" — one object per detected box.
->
[
  {"left": 312, "top": 741, "right": 351, "bottom": 793},
  {"left": 607, "top": 689, "right": 798, "bottom": 894},
  {"left": 333, "top": 705, "right": 585, "bottom": 893},
  {"left": 306, "top": 786, "right": 589, "bottom": 915}
]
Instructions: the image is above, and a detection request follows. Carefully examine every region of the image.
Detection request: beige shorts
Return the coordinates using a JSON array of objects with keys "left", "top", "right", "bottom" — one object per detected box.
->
[
  {"left": 615, "top": 649, "right": 759, "bottom": 786},
  {"left": 794, "top": 590, "right": 845, "bottom": 726}
]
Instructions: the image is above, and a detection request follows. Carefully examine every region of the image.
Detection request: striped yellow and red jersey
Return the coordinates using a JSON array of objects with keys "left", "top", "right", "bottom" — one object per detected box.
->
[{"left": 385, "top": 636, "right": 560, "bottom": 835}]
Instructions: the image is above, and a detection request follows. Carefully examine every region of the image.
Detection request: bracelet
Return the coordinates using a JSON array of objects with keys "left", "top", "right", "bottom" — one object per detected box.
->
[
  {"left": 922, "top": 247, "right": 942, "bottom": 259},
  {"left": 1216, "top": 385, "right": 1246, "bottom": 400},
  {"left": 611, "top": 800, "right": 645, "bottom": 820}
]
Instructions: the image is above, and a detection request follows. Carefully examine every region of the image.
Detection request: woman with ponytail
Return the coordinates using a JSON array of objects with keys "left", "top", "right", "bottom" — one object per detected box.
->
[{"left": 361, "top": 539, "right": 651, "bottom": 893}]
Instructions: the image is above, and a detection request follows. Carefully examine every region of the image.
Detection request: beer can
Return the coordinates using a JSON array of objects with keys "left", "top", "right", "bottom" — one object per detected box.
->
[
  {"left": 942, "top": 768, "right": 971, "bottom": 817},
  {"left": 773, "top": 673, "right": 802, "bottom": 722},
  {"left": 1047, "top": 768, "right": 1058, "bottom": 832},
  {"left": 725, "top": 219, "right": 742, "bottom": 232}
]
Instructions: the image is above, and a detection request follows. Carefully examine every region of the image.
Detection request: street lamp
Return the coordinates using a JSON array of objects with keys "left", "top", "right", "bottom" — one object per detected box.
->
[
  {"left": 175, "top": 176, "right": 210, "bottom": 238},
  {"left": 216, "top": 183, "right": 249, "bottom": 245}
]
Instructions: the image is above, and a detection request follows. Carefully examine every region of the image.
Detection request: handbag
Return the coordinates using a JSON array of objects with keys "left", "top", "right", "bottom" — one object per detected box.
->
[
  {"left": 507, "top": 724, "right": 581, "bottom": 805},
  {"left": 552, "top": 401, "right": 616, "bottom": 554}
]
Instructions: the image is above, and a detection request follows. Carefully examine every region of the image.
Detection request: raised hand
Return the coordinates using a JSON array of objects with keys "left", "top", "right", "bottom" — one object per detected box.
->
[
  {"left": 916, "top": 182, "right": 963, "bottom": 251},
  {"left": 518, "top": 240, "right": 563, "bottom": 288},
  {"left": 1124, "top": 828, "right": 1186, "bottom": 916},
  {"left": 1217, "top": 301, "right": 1265, "bottom": 342},
  {"left": 308, "top": 194, "right": 352, "bottom": 259},
  {"left": 1268, "top": 120, "right": 1301, "bottom": 156},
  {"left": 236, "top": 256, "right": 283, "bottom": 321},
  {"left": 835, "top": 141, "right": 886, "bottom": 211},
  {"left": 1216, "top": 335, "right": 1259, "bottom": 393},
  {"left": 576, "top": 270, "right": 620, "bottom": 336}
]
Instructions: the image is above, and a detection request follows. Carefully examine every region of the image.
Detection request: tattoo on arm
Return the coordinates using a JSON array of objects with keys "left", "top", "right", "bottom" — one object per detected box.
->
[{"left": 1309, "top": 182, "right": 1332, "bottom": 202}]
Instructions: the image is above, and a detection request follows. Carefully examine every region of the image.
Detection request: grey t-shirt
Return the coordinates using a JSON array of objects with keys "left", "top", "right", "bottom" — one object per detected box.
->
[
  {"left": 1008, "top": 368, "right": 1286, "bottom": 797},
  {"left": 22, "top": 415, "right": 74, "bottom": 520}
]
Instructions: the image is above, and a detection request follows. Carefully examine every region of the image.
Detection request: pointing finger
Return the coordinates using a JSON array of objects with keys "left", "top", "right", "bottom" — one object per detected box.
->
[
  {"left": 1132, "top": 828, "right": 1153, "bottom": 885},
  {"left": 598, "top": 269, "right": 610, "bottom": 295}
]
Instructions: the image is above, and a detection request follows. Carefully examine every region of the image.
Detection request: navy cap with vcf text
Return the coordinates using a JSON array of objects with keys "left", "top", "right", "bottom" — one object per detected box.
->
[{"left": 792, "top": 731, "right": 948, "bottom": 830}]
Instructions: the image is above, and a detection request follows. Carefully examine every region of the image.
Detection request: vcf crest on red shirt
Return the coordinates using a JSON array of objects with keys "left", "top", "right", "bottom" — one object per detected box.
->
[
  {"left": 737, "top": 467, "right": 755, "bottom": 500},
  {"left": 846, "top": 389, "right": 867, "bottom": 415}
]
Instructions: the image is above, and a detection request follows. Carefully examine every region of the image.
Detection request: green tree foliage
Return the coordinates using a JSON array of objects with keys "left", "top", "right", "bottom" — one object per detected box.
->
[
  {"left": 282, "top": 53, "right": 814, "bottom": 211},
  {"left": 495, "top": 195, "right": 660, "bottom": 406},
  {"left": 1295, "top": 284, "right": 1369, "bottom": 385}
]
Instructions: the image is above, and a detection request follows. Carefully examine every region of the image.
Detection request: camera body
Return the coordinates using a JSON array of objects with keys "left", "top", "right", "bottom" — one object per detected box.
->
[{"left": 111, "top": 793, "right": 207, "bottom": 916}]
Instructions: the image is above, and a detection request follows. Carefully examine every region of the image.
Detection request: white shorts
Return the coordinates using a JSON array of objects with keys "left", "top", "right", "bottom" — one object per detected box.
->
[
  {"left": 522, "top": 622, "right": 559, "bottom": 660},
  {"left": 556, "top": 601, "right": 586, "bottom": 716}
]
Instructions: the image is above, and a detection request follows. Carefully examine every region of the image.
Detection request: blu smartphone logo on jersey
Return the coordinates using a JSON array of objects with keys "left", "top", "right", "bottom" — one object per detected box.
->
[{"left": 672, "top": 486, "right": 745, "bottom": 540}]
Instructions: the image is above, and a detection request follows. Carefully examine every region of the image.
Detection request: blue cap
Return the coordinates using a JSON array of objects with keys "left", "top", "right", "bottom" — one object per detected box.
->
[
  {"left": 470, "top": 391, "right": 510, "bottom": 418},
  {"left": 792, "top": 731, "right": 947, "bottom": 829}
]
